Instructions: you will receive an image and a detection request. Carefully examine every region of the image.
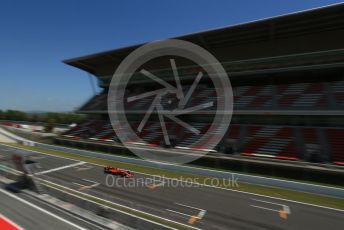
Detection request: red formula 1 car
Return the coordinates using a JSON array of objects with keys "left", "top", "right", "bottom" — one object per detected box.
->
[{"left": 104, "top": 166, "right": 134, "bottom": 178}]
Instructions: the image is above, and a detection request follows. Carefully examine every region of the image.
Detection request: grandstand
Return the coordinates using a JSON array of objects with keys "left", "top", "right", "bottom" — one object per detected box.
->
[{"left": 60, "top": 4, "right": 344, "bottom": 166}]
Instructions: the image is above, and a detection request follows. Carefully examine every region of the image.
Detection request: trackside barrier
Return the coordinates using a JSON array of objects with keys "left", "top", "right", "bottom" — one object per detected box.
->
[
  {"left": 0, "top": 165, "right": 173, "bottom": 230},
  {"left": 35, "top": 143, "right": 344, "bottom": 198},
  {"left": 0, "top": 165, "right": 22, "bottom": 181},
  {"left": 55, "top": 137, "right": 344, "bottom": 185},
  {"left": 0, "top": 127, "right": 34, "bottom": 146}
]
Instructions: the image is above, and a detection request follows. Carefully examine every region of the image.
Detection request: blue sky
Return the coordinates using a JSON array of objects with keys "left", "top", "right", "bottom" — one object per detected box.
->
[{"left": 0, "top": 0, "right": 342, "bottom": 112}]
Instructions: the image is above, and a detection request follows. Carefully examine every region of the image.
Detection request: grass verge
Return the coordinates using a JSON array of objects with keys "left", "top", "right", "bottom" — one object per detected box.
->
[
  {"left": 5, "top": 143, "right": 344, "bottom": 210},
  {"left": 42, "top": 140, "right": 344, "bottom": 189},
  {"left": 40, "top": 180, "right": 192, "bottom": 230}
]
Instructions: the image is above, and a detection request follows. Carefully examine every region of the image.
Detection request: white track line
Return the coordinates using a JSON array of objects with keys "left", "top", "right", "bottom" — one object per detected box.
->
[
  {"left": 173, "top": 203, "right": 207, "bottom": 221},
  {"left": 20, "top": 193, "right": 106, "bottom": 230},
  {"left": 0, "top": 214, "right": 24, "bottom": 230},
  {"left": 12, "top": 142, "right": 342, "bottom": 190},
  {"left": 73, "top": 179, "right": 100, "bottom": 189},
  {"left": 75, "top": 165, "right": 93, "bottom": 171},
  {"left": 82, "top": 179, "right": 98, "bottom": 184},
  {"left": 175, "top": 203, "right": 205, "bottom": 212},
  {"left": 39, "top": 179, "right": 198, "bottom": 230},
  {"left": 72, "top": 182, "right": 84, "bottom": 187},
  {"left": 166, "top": 209, "right": 191, "bottom": 218},
  {"left": 0, "top": 188, "right": 87, "bottom": 230},
  {"left": 251, "top": 205, "right": 279, "bottom": 212},
  {"left": 2, "top": 143, "right": 344, "bottom": 213},
  {"left": 251, "top": 198, "right": 291, "bottom": 214},
  {"left": 251, "top": 198, "right": 286, "bottom": 207},
  {"left": 35, "top": 162, "right": 85, "bottom": 175}
]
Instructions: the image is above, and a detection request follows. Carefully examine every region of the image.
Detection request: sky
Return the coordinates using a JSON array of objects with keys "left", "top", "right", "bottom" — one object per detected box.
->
[{"left": 0, "top": 0, "right": 342, "bottom": 112}]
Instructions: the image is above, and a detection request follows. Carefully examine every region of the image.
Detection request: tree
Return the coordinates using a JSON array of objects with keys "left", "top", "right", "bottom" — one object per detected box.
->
[
  {"left": 44, "top": 118, "right": 56, "bottom": 133},
  {"left": 0, "top": 110, "right": 85, "bottom": 125}
]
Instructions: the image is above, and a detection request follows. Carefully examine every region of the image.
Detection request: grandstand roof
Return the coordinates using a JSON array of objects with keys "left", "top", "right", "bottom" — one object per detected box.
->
[{"left": 64, "top": 3, "right": 344, "bottom": 78}]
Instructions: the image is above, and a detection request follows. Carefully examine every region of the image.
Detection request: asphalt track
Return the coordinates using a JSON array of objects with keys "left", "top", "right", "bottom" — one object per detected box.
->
[
  {"left": 0, "top": 188, "right": 102, "bottom": 230},
  {"left": 0, "top": 144, "right": 343, "bottom": 230}
]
